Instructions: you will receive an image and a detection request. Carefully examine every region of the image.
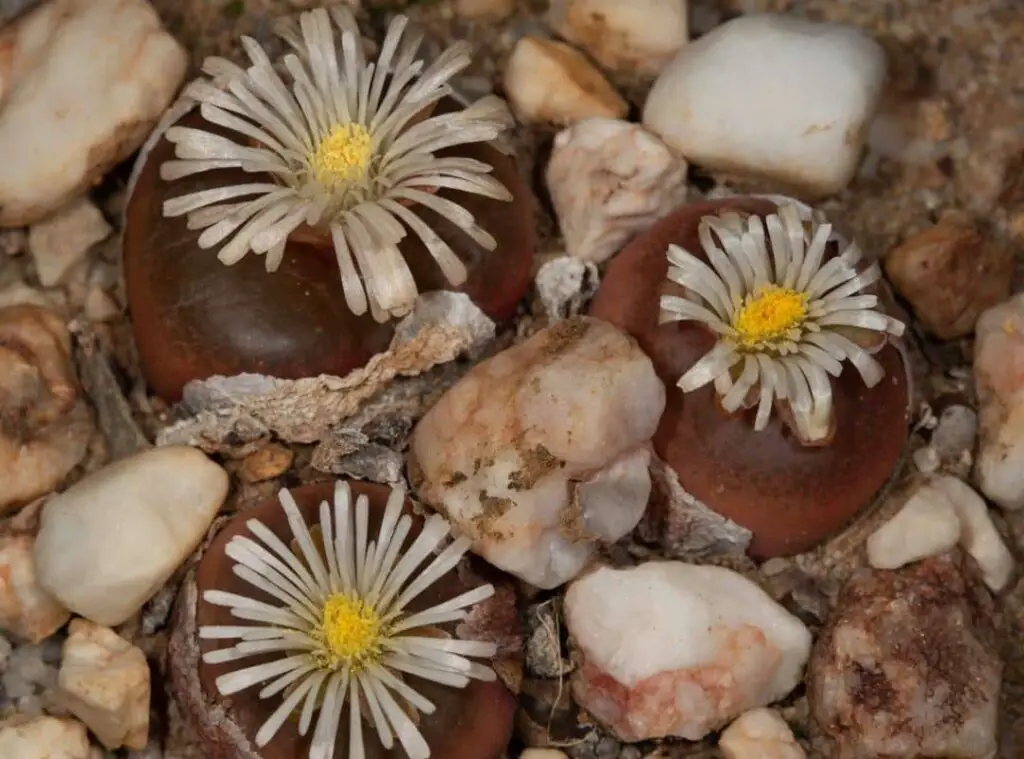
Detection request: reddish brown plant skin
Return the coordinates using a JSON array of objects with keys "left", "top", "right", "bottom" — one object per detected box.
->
[
  {"left": 124, "top": 101, "right": 534, "bottom": 402},
  {"left": 168, "top": 481, "right": 517, "bottom": 759},
  {"left": 590, "top": 198, "right": 909, "bottom": 559}
]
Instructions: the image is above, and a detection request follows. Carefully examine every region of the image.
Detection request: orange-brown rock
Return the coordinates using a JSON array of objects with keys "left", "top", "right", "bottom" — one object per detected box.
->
[
  {"left": 884, "top": 219, "right": 1011, "bottom": 340},
  {"left": 590, "top": 198, "right": 909, "bottom": 558},
  {"left": 124, "top": 100, "right": 534, "bottom": 402},
  {"left": 168, "top": 481, "right": 518, "bottom": 759}
]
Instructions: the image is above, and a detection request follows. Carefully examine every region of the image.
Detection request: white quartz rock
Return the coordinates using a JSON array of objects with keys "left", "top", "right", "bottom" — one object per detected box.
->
[
  {"left": 0, "top": 0, "right": 187, "bottom": 226},
  {"left": 866, "top": 482, "right": 961, "bottom": 570},
  {"left": 58, "top": 618, "right": 150, "bottom": 750},
  {"left": 867, "top": 475, "right": 1014, "bottom": 593},
  {"left": 0, "top": 534, "right": 70, "bottom": 643},
  {"left": 547, "top": 118, "right": 688, "bottom": 263},
  {"left": 27, "top": 197, "right": 111, "bottom": 288},
  {"left": 548, "top": 0, "right": 689, "bottom": 75},
  {"left": 411, "top": 317, "right": 665, "bottom": 589},
  {"left": 504, "top": 36, "right": 627, "bottom": 126},
  {"left": 719, "top": 708, "right": 806, "bottom": 759},
  {"left": 973, "top": 293, "right": 1024, "bottom": 509},
  {"left": 931, "top": 475, "right": 1014, "bottom": 593},
  {"left": 0, "top": 716, "right": 92, "bottom": 759},
  {"left": 34, "top": 446, "right": 229, "bottom": 626},
  {"left": 642, "top": 14, "right": 886, "bottom": 198},
  {"left": 564, "top": 562, "right": 812, "bottom": 741}
]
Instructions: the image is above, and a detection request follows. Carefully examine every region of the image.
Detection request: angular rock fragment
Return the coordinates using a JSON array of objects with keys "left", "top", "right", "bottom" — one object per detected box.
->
[
  {"left": 57, "top": 619, "right": 150, "bottom": 750},
  {"left": 0, "top": 305, "right": 94, "bottom": 515},
  {"left": 547, "top": 118, "right": 688, "bottom": 264}
]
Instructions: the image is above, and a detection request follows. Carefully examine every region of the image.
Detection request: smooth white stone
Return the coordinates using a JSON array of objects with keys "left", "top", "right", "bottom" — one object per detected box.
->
[
  {"left": 548, "top": 0, "right": 689, "bottom": 75},
  {"left": 411, "top": 317, "right": 665, "bottom": 589},
  {"left": 866, "top": 482, "right": 961, "bottom": 570},
  {"left": 34, "top": 446, "right": 229, "bottom": 626},
  {"left": 974, "top": 294, "right": 1024, "bottom": 509},
  {"left": 27, "top": 197, "right": 111, "bottom": 287},
  {"left": 0, "top": 0, "right": 187, "bottom": 226},
  {"left": 720, "top": 708, "right": 807, "bottom": 759},
  {"left": 504, "top": 36, "right": 627, "bottom": 126},
  {"left": 0, "top": 716, "right": 92, "bottom": 759},
  {"left": 0, "top": 534, "right": 70, "bottom": 643},
  {"left": 565, "top": 562, "right": 811, "bottom": 741},
  {"left": 931, "top": 475, "right": 1014, "bottom": 593},
  {"left": 547, "top": 118, "right": 688, "bottom": 263},
  {"left": 642, "top": 14, "right": 886, "bottom": 198},
  {"left": 58, "top": 619, "right": 150, "bottom": 750}
]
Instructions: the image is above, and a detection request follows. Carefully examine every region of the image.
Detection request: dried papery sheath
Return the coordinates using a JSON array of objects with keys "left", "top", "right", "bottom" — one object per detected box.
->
[
  {"left": 199, "top": 482, "right": 497, "bottom": 759},
  {"left": 659, "top": 202, "right": 905, "bottom": 444},
  {"left": 160, "top": 7, "right": 514, "bottom": 322}
]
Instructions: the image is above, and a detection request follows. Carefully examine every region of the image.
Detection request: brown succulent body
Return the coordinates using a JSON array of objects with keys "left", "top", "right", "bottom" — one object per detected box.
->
[
  {"left": 168, "top": 481, "right": 517, "bottom": 759},
  {"left": 124, "top": 99, "right": 534, "bottom": 402},
  {"left": 589, "top": 198, "right": 909, "bottom": 559}
]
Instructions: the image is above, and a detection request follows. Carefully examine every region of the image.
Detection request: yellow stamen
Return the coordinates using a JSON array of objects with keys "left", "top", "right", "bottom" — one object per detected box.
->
[
  {"left": 309, "top": 123, "right": 373, "bottom": 188},
  {"left": 732, "top": 285, "right": 808, "bottom": 348},
  {"left": 313, "top": 593, "right": 382, "bottom": 671}
]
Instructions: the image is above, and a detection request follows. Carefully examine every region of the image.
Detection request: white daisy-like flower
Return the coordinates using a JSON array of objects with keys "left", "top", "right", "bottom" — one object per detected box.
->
[
  {"left": 200, "top": 482, "right": 498, "bottom": 759},
  {"left": 160, "top": 6, "right": 514, "bottom": 322},
  {"left": 659, "top": 202, "right": 905, "bottom": 444}
]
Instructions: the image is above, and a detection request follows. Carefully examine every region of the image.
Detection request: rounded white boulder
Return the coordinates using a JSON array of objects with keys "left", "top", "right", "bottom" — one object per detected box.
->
[
  {"left": 642, "top": 14, "right": 886, "bottom": 198},
  {"left": 34, "top": 446, "right": 229, "bottom": 626}
]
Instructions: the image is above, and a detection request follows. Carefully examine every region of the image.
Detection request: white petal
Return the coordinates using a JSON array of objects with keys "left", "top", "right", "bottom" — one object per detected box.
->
[
  {"left": 677, "top": 341, "right": 741, "bottom": 393},
  {"left": 215, "top": 654, "right": 308, "bottom": 695},
  {"left": 720, "top": 354, "right": 760, "bottom": 413}
]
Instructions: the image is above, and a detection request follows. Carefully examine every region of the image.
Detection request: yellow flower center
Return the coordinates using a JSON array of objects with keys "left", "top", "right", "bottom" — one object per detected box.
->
[
  {"left": 732, "top": 285, "right": 808, "bottom": 348},
  {"left": 313, "top": 593, "right": 383, "bottom": 671},
  {"left": 309, "top": 123, "right": 373, "bottom": 188}
]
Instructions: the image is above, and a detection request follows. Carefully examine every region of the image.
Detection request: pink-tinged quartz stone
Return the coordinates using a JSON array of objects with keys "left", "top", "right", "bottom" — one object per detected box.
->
[{"left": 564, "top": 562, "right": 811, "bottom": 741}]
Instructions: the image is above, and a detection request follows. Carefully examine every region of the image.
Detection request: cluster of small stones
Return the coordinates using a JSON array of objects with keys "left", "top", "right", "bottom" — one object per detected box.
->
[{"left": 1, "top": 1, "right": 1024, "bottom": 759}]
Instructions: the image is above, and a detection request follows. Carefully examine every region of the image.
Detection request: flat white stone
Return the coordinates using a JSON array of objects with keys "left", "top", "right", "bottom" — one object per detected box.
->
[
  {"left": 565, "top": 562, "right": 811, "bottom": 741},
  {"left": 504, "top": 36, "right": 627, "bottom": 126},
  {"left": 27, "top": 197, "right": 111, "bottom": 288},
  {"left": 0, "top": 0, "right": 187, "bottom": 226},
  {"left": 411, "top": 317, "right": 665, "bottom": 589},
  {"left": 0, "top": 716, "right": 92, "bottom": 759},
  {"left": 931, "top": 475, "right": 1014, "bottom": 593},
  {"left": 548, "top": 0, "right": 689, "bottom": 75},
  {"left": 58, "top": 619, "right": 150, "bottom": 750},
  {"left": 973, "top": 293, "right": 1024, "bottom": 509},
  {"left": 547, "top": 118, "right": 688, "bottom": 263},
  {"left": 720, "top": 708, "right": 807, "bottom": 759},
  {"left": 0, "top": 534, "right": 70, "bottom": 643},
  {"left": 866, "top": 482, "right": 962, "bottom": 570},
  {"left": 34, "top": 446, "right": 229, "bottom": 626},
  {"left": 642, "top": 14, "right": 886, "bottom": 198}
]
